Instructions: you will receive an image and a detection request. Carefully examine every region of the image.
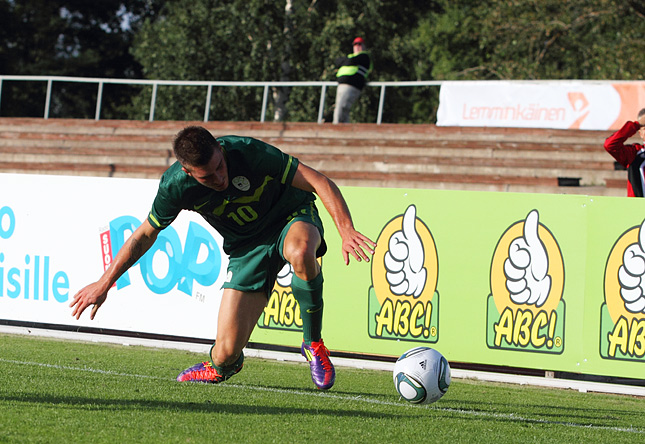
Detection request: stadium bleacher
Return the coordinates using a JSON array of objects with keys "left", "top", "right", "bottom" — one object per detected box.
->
[{"left": 0, "top": 117, "right": 627, "bottom": 197}]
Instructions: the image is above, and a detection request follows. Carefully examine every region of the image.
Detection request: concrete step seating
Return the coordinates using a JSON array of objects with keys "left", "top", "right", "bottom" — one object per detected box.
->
[{"left": 0, "top": 117, "right": 627, "bottom": 196}]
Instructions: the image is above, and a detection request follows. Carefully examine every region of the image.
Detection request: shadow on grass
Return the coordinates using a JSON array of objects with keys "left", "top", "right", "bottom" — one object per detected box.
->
[
  {"left": 3, "top": 393, "right": 406, "bottom": 419},
  {"left": 438, "top": 398, "right": 645, "bottom": 428}
]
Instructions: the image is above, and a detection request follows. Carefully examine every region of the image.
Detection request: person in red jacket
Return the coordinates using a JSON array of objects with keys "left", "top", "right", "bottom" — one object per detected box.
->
[{"left": 604, "top": 108, "right": 645, "bottom": 197}]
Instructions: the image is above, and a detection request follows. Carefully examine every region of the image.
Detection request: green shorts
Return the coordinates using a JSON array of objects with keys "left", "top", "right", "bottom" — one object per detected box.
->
[{"left": 222, "top": 201, "right": 327, "bottom": 295}]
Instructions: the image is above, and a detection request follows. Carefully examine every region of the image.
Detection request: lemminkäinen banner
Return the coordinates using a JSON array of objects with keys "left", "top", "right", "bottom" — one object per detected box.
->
[
  {"left": 2, "top": 173, "right": 645, "bottom": 380},
  {"left": 436, "top": 80, "right": 645, "bottom": 130}
]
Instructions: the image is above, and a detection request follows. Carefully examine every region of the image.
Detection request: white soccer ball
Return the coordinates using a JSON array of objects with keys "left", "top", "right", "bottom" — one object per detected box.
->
[{"left": 393, "top": 347, "right": 451, "bottom": 404}]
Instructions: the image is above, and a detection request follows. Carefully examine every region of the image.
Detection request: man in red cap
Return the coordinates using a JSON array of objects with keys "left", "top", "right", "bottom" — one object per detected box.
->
[{"left": 333, "top": 37, "right": 373, "bottom": 124}]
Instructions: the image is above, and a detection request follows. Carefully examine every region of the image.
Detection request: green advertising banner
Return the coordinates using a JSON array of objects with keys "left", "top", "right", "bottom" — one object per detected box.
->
[{"left": 251, "top": 187, "right": 645, "bottom": 381}]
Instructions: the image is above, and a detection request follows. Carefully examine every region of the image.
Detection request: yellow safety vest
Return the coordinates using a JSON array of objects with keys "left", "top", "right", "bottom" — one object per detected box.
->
[{"left": 336, "top": 52, "right": 372, "bottom": 79}]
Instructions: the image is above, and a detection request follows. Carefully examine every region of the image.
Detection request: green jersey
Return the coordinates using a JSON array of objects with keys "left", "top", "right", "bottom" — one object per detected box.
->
[{"left": 148, "top": 136, "right": 316, "bottom": 254}]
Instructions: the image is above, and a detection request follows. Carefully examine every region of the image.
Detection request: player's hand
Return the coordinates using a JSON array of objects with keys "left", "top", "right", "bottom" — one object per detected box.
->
[
  {"left": 340, "top": 228, "right": 376, "bottom": 265},
  {"left": 70, "top": 282, "right": 109, "bottom": 320}
]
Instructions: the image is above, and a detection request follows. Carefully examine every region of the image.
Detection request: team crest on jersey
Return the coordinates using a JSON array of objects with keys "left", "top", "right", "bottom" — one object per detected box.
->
[{"left": 232, "top": 176, "right": 250, "bottom": 191}]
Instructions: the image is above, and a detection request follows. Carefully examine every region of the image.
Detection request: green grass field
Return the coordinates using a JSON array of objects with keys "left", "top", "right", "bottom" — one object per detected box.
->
[{"left": 1, "top": 333, "right": 644, "bottom": 443}]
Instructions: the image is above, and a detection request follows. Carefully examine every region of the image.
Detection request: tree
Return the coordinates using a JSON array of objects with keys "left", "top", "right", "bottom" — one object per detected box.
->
[
  {"left": 129, "top": 0, "right": 441, "bottom": 122},
  {"left": 0, "top": 0, "right": 161, "bottom": 118},
  {"left": 4, "top": 0, "right": 643, "bottom": 123},
  {"left": 425, "top": 0, "right": 645, "bottom": 80}
]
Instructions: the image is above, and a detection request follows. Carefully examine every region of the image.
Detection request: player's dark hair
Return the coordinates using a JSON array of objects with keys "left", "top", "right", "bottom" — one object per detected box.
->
[
  {"left": 173, "top": 126, "right": 219, "bottom": 167},
  {"left": 639, "top": 108, "right": 645, "bottom": 119}
]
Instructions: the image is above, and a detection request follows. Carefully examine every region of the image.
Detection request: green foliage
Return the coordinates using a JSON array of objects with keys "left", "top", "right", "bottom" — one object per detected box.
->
[
  {"left": 0, "top": 0, "right": 162, "bottom": 118},
  {"left": 128, "top": 0, "right": 441, "bottom": 123},
  {"left": 426, "top": 0, "right": 645, "bottom": 80},
  {"left": 2, "top": 0, "right": 644, "bottom": 122},
  {"left": 129, "top": 0, "right": 286, "bottom": 121}
]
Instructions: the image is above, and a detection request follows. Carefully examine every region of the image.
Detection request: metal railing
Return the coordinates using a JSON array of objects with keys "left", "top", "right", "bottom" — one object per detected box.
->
[{"left": 0, "top": 75, "right": 443, "bottom": 124}]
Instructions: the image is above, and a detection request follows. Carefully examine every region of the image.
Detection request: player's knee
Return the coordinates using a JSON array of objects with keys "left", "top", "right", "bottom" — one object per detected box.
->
[
  {"left": 285, "top": 246, "right": 318, "bottom": 279},
  {"left": 286, "top": 245, "right": 306, "bottom": 267}
]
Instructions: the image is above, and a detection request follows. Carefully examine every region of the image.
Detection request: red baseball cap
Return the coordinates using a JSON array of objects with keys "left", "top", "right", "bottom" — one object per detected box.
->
[{"left": 353, "top": 37, "right": 365, "bottom": 45}]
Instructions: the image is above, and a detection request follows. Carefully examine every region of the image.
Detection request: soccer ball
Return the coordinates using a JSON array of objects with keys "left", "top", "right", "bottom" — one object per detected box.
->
[{"left": 393, "top": 347, "right": 451, "bottom": 404}]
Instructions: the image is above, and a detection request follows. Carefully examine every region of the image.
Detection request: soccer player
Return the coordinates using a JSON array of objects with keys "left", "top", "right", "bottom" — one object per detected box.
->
[{"left": 70, "top": 126, "right": 375, "bottom": 390}]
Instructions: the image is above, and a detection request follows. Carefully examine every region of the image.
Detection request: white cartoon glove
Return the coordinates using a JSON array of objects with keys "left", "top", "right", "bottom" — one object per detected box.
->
[
  {"left": 384, "top": 205, "right": 427, "bottom": 298},
  {"left": 504, "top": 210, "right": 551, "bottom": 308},
  {"left": 618, "top": 220, "right": 645, "bottom": 313},
  {"left": 276, "top": 262, "right": 293, "bottom": 287}
]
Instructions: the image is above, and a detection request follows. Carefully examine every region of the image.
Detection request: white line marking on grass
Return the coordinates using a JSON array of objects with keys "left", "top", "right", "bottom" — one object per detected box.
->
[
  {"left": 437, "top": 407, "right": 645, "bottom": 434},
  {"left": 2, "top": 358, "right": 643, "bottom": 434},
  {"left": 0, "top": 358, "right": 166, "bottom": 380}
]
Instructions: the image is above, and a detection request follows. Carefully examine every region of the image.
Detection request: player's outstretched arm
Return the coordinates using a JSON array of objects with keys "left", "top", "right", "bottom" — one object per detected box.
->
[
  {"left": 292, "top": 162, "right": 376, "bottom": 265},
  {"left": 70, "top": 219, "right": 160, "bottom": 320}
]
